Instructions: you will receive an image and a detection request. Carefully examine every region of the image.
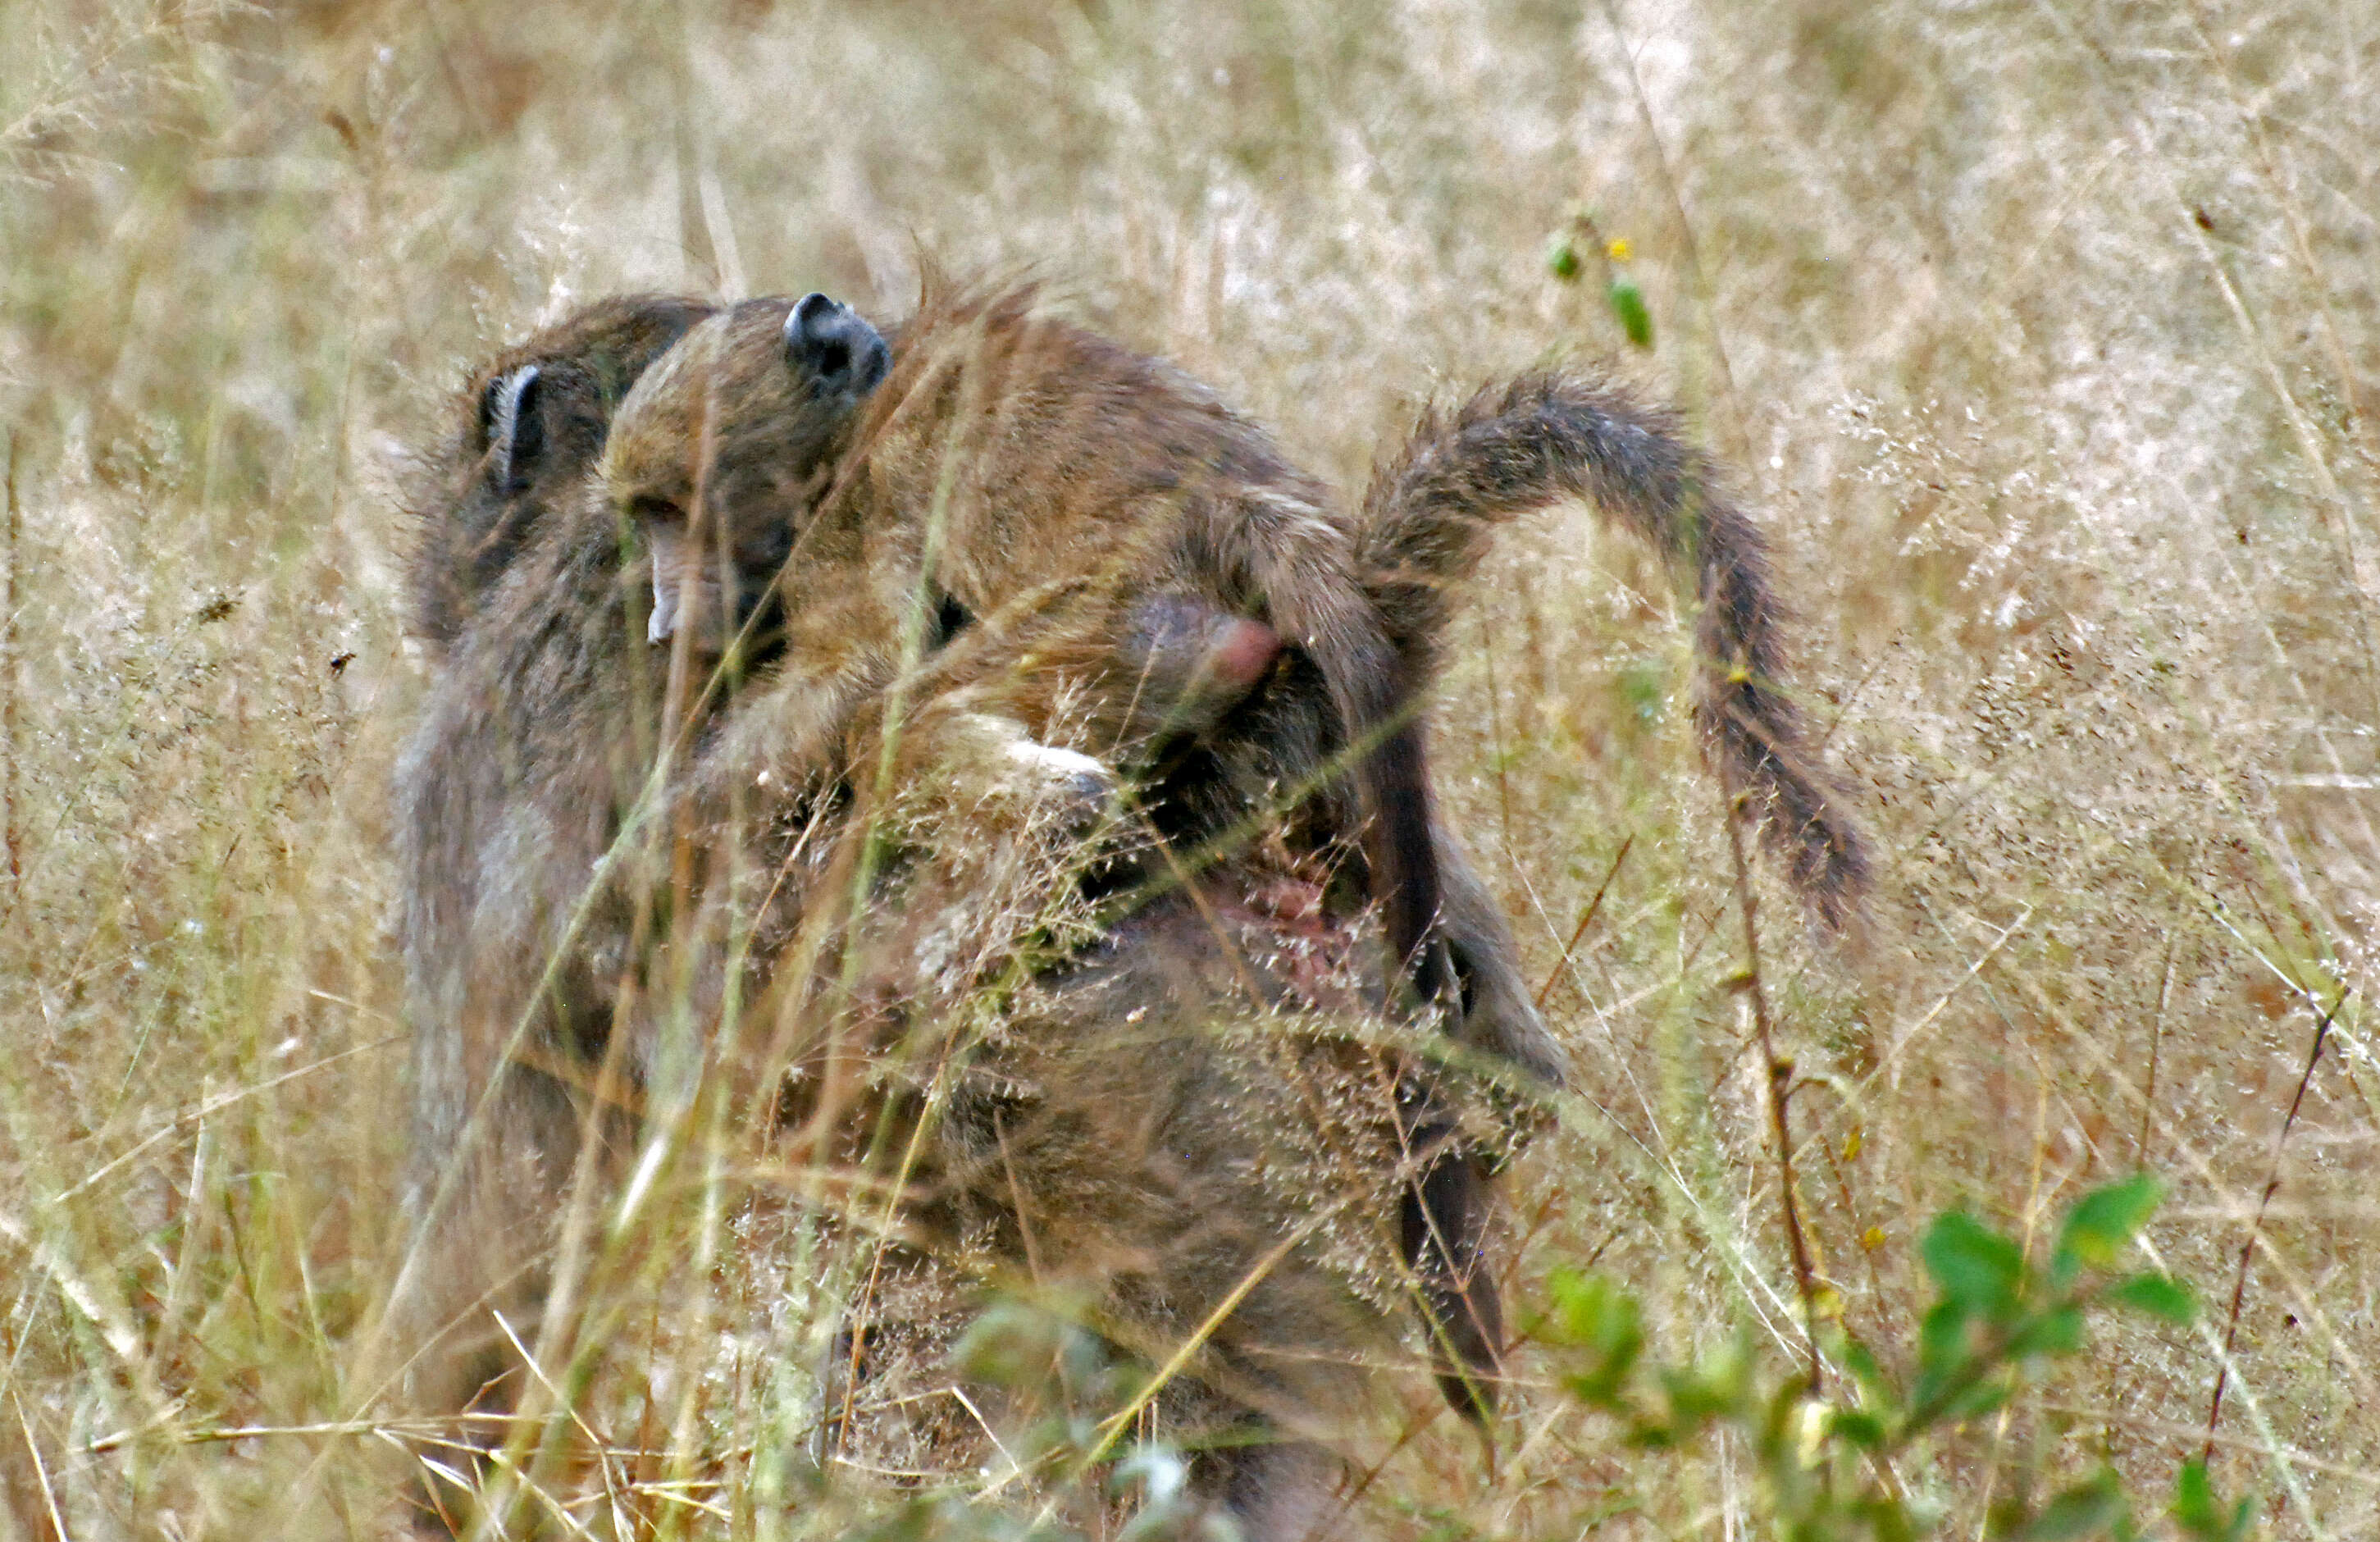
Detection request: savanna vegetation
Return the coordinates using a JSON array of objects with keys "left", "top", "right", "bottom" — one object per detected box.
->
[{"left": 0, "top": 0, "right": 2372, "bottom": 1535}]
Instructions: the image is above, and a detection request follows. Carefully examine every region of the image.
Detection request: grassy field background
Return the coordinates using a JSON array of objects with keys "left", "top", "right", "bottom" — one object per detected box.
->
[{"left": 2, "top": 0, "right": 2375, "bottom": 1535}]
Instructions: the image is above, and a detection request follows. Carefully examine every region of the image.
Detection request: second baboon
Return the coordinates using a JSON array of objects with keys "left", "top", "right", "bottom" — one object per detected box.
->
[
  {"left": 600, "top": 283, "right": 1866, "bottom": 1413},
  {"left": 382, "top": 295, "right": 723, "bottom": 1478},
  {"left": 407, "top": 294, "right": 716, "bottom": 653}
]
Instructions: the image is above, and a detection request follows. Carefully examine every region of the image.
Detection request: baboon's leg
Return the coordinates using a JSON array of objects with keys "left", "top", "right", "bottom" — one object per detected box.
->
[
  {"left": 1400, "top": 1134, "right": 1504, "bottom": 1421},
  {"left": 381, "top": 1061, "right": 627, "bottom": 1535},
  {"left": 1197, "top": 1436, "right": 1364, "bottom": 1542}
]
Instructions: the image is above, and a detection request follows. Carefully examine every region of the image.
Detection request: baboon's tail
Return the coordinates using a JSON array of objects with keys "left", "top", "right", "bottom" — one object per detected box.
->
[{"left": 1357, "top": 371, "right": 1867, "bottom": 926}]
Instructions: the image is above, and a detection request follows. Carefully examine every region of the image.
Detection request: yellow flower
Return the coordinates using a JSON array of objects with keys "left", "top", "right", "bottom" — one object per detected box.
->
[{"left": 1607, "top": 237, "right": 1633, "bottom": 262}]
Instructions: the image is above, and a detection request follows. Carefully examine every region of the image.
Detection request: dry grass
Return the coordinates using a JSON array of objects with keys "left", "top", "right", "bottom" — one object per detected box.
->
[{"left": 2, "top": 0, "right": 2375, "bottom": 1535}]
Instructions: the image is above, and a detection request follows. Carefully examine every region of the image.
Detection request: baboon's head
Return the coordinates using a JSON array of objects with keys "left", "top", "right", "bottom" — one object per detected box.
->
[
  {"left": 412, "top": 294, "right": 714, "bottom": 647},
  {"left": 604, "top": 292, "right": 891, "bottom": 656}
]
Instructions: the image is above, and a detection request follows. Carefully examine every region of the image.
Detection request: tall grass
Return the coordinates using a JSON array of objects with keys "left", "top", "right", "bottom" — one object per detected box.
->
[{"left": 1, "top": 0, "right": 2373, "bottom": 1535}]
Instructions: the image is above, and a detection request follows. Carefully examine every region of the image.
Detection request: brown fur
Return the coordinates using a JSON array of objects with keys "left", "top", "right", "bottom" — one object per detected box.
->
[
  {"left": 1359, "top": 371, "right": 1868, "bottom": 923},
  {"left": 606, "top": 290, "right": 1554, "bottom": 1416},
  {"left": 383, "top": 298, "right": 714, "bottom": 1447},
  {"left": 381, "top": 296, "right": 1436, "bottom": 1540},
  {"left": 600, "top": 285, "right": 1869, "bottom": 1419}
]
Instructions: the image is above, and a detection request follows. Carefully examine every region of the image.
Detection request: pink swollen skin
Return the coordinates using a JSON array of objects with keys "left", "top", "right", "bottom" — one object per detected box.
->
[
  {"left": 1201, "top": 617, "right": 1283, "bottom": 696},
  {"left": 1112, "top": 595, "right": 1283, "bottom": 736}
]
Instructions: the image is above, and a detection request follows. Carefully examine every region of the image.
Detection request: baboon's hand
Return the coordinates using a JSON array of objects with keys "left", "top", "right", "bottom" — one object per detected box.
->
[
  {"left": 905, "top": 709, "right": 1120, "bottom": 841},
  {"left": 999, "top": 736, "right": 1119, "bottom": 829}
]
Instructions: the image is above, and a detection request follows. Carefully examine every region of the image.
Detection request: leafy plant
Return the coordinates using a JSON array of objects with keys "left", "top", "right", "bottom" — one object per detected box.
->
[
  {"left": 1534, "top": 1176, "right": 2248, "bottom": 1541},
  {"left": 1547, "top": 209, "right": 1655, "bottom": 349}
]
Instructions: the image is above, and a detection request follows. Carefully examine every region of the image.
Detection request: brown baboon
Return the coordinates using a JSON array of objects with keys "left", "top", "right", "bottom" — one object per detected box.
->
[
  {"left": 382, "top": 295, "right": 719, "bottom": 1481},
  {"left": 407, "top": 294, "right": 715, "bottom": 653},
  {"left": 600, "top": 283, "right": 1867, "bottom": 1416},
  {"left": 387, "top": 284, "right": 1866, "bottom": 1539}
]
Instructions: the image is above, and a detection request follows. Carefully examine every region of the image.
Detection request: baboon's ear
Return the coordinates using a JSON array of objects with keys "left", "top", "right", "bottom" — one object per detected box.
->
[
  {"left": 478, "top": 364, "right": 544, "bottom": 493},
  {"left": 785, "top": 292, "right": 890, "bottom": 398}
]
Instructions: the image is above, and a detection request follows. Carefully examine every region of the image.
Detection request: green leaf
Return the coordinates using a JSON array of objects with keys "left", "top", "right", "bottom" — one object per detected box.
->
[
  {"left": 1923, "top": 1211, "right": 2027, "bottom": 1318},
  {"left": 1625, "top": 1421, "right": 1678, "bottom": 1450},
  {"left": 2013, "top": 1471, "right": 2127, "bottom": 1540},
  {"left": 1659, "top": 1334, "right": 1753, "bottom": 1426},
  {"left": 2173, "top": 1458, "right": 2216, "bottom": 1531},
  {"left": 2173, "top": 1459, "right": 2255, "bottom": 1542},
  {"left": 2004, "top": 1303, "right": 2085, "bottom": 1360},
  {"left": 1607, "top": 274, "right": 1653, "bottom": 349},
  {"left": 1830, "top": 1408, "right": 1886, "bottom": 1448},
  {"left": 2103, "top": 1271, "right": 2195, "bottom": 1324},
  {"left": 1547, "top": 236, "right": 1582, "bottom": 281},
  {"left": 1915, "top": 1298, "right": 1974, "bottom": 1393},
  {"left": 1545, "top": 1269, "right": 1644, "bottom": 1407},
  {"left": 1940, "top": 1377, "right": 2011, "bottom": 1425},
  {"left": 1840, "top": 1337, "right": 1900, "bottom": 1412},
  {"left": 1863, "top": 1494, "right": 1920, "bottom": 1542},
  {"left": 2054, "top": 1175, "right": 2163, "bottom": 1284}
]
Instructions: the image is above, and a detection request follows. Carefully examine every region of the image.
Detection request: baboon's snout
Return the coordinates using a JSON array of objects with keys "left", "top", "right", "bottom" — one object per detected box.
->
[
  {"left": 645, "top": 520, "right": 725, "bottom": 650},
  {"left": 646, "top": 574, "right": 681, "bottom": 645}
]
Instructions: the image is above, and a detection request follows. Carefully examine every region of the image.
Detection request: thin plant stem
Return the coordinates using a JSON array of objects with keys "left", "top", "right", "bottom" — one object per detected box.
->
[
  {"left": 2, "top": 431, "right": 18, "bottom": 925},
  {"left": 2204, "top": 988, "right": 2348, "bottom": 1462},
  {"left": 1534, "top": 833, "right": 1635, "bottom": 1012},
  {"left": 1717, "top": 773, "right": 1821, "bottom": 1394}
]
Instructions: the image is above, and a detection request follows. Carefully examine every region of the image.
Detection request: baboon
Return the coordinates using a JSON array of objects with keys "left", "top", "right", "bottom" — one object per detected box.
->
[
  {"left": 388, "top": 283, "right": 1867, "bottom": 1537},
  {"left": 382, "top": 295, "right": 720, "bottom": 1478},
  {"left": 600, "top": 283, "right": 1866, "bottom": 1415},
  {"left": 408, "top": 294, "right": 716, "bottom": 653},
  {"left": 383, "top": 292, "right": 1384, "bottom": 1535}
]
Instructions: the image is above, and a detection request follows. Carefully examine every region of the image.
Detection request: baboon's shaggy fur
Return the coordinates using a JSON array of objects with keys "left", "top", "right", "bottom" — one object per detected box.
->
[
  {"left": 385, "top": 281, "right": 1865, "bottom": 1537},
  {"left": 599, "top": 284, "right": 1865, "bottom": 1415}
]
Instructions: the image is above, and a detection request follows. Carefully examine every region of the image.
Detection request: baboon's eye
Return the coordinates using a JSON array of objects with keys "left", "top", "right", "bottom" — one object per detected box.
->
[{"left": 508, "top": 371, "right": 545, "bottom": 471}]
